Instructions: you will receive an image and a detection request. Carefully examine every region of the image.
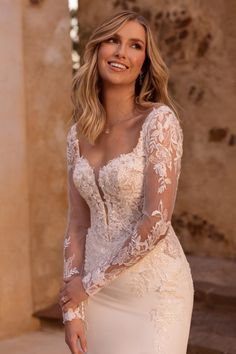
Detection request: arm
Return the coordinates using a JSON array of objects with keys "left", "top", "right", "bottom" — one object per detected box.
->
[
  {"left": 82, "top": 105, "right": 183, "bottom": 296},
  {"left": 62, "top": 125, "right": 90, "bottom": 323}
]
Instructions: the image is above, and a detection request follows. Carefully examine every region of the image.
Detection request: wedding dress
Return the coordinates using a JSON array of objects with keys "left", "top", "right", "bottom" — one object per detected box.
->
[{"left": 63, "top": 104, "right": 194, "bottom": 354}]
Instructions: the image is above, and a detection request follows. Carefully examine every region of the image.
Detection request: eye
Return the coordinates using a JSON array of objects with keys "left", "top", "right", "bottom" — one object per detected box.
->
[
  {"left": 131, "top": 43, "right": 142, "bottom": 50},
  {"left": 106, "top": 37, "right": 118, "bottom": 43}
]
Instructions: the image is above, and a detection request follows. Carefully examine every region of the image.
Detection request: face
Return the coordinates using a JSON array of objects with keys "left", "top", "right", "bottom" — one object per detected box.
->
[{"left": 97, "top": 20, "right": 146, "bottom": 87}]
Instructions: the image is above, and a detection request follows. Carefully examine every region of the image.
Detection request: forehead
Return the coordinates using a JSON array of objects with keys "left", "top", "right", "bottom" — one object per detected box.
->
[{"left": 115, "top": 20, "right": 146, "bottom": 43}]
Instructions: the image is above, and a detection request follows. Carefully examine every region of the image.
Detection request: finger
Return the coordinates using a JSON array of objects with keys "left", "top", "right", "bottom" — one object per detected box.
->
[
  {"left": 79, "top": 331, "right": 88, "bottom": 353},
  {"left": 62, "top": 300, "right": 75, "bottom": 312},
  {"left": 59, "top": 299, "right": 64, "bottom": 309},
  {"left": 58, "top": 297, "right": 63, "bottom": 309},
  {"left": 60, "top": 280, "right": 65, "bottom": 289},
  {"left": 59, "top": 286, "right": 65, "bottom": 293},
  {"left": 63, "top": 274, "right": 78, "bottom": 283},
  {"left": 62, "top": 295, "right": 71, "bottom": 305},
  {"left": 60, "top": 289, "right": 69, "bottom": 299},
  {"left": 62, "top": 300, "right": 76, "bottom": 311},
  {"left": 60, "top": 285, "right": 67, "bottom": 295},
  {"left": 64, "top": 278, "right": 71, "bottom": 283},
  {"left": 60, "top": 292, "right": 65, "bottom": 301},
  {"left": 60, "top": 296, "right": 71, "bottom": 309},
  {"left": 59, "top": 289, "right": 64, "bottom": 299},
  {"left": 68, "top": 334, "right": 80, "bottom": 354},
  {"left": 59, "top": 292, "right": 65, "bottom": 304}
]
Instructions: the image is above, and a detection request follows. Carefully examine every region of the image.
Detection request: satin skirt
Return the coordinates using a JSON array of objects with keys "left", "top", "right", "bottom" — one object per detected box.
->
[{"left": 84, "top": 235, "right": 194, "bottom": 354}]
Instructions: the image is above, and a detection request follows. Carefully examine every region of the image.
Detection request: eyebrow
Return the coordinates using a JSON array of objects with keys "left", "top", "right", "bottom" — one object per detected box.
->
[{"left": 112, "top": 33, "right": 145, "bottom": 46}]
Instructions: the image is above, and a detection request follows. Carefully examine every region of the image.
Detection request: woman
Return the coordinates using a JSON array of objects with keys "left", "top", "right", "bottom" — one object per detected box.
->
[{"left": 59, "top": 10, "right": 194, "bottom": 354}]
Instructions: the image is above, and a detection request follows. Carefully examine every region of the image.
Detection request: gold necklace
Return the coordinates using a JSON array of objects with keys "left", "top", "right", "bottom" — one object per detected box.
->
[{"left": 104, "top": 112, "right": 142, "bottom": 134}]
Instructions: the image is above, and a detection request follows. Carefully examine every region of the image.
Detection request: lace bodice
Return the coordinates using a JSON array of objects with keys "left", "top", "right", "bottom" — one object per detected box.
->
[{"left": 62, "top": 104, "right": 183, "bottom": 323}]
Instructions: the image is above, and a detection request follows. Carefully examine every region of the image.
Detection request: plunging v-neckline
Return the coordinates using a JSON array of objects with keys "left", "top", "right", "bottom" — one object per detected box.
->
[
  {"left": 74, "top": 105, "right": 161, "bottom": 203},
  {"left": 82, "top": 127, "right": 143, "bottom": 178},
  {"left": 79, "top": 129, "right": 144, "bottom": 206}
]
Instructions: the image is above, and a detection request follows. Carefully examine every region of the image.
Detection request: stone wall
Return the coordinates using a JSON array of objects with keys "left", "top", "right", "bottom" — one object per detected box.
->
[
  {"left": 0, "top": 0, "right": 72, "bottom": 339},
  {"left": 0, "top": 0, "right": 38, "bottom": 339},
  {"left": 22, "top": 0, "right": 72, "bottom": 311},
  {"left": 78, "top": 0, "right": 236, "bottom": 258}
]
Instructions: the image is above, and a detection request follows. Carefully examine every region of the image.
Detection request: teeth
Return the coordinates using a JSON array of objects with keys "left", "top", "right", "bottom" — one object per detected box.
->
[{"left": 109, "top": 62, "right": 127, "bottom": 69}]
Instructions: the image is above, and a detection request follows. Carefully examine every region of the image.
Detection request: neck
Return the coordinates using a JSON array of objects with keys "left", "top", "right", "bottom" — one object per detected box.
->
[{"left": 101, "top": 82, "right": 138, "bottom": 125}]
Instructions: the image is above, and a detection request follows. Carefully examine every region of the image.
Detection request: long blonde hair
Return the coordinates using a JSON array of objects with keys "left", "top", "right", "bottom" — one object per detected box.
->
[{"left": 71, "top": 10, "right": 180, "bottom": 145}]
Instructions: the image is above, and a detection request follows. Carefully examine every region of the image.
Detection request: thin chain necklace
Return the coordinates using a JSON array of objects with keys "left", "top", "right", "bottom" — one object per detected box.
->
[{"left": 104, "top": 111, "right": 143, "bottom": 134}]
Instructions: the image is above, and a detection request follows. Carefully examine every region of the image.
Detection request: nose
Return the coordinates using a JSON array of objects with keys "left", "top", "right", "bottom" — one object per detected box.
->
[{"left": 114, "top": 43, "right": 126, "bottom": 58}]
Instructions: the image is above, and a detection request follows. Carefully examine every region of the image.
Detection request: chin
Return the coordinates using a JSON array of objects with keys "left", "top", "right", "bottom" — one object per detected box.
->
[{"left": 102, "top": 76, "right": 130, "bottom": 86}]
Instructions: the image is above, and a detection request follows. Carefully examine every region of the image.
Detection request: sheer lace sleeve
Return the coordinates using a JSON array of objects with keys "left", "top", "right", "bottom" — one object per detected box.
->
[
  {"left": 82, "top": 106, "right": 183, "bottom": 296},
  {"left": 62, "top": 124, "right": 90, "bottom": 324}
]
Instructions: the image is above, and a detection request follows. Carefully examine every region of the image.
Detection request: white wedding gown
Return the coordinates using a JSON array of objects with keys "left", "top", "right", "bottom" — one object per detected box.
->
[{"left": 63, "top": 104, "right": 194, "bottom": 354}]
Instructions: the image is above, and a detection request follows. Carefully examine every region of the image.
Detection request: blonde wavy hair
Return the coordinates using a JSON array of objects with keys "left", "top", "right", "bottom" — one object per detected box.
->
[{"left": 71, "top": 10, "right": 180, "bottom": 145}]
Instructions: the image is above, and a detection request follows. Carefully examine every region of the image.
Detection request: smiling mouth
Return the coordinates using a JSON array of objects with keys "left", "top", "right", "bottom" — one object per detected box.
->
[{"left": 107, "top": 61, "right": 129, "bottom": 70}]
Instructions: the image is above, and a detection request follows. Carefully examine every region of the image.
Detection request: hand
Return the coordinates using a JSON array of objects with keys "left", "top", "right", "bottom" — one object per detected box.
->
[
  {"left": 65, "top": 318, "right": 88, "bottom": 354},
  {"left": 59, "top": 275, "right": 89, "bottom": 312}
]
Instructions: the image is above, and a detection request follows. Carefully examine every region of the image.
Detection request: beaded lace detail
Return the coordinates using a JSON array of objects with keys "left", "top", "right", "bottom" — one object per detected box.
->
[
  {"left": 62, "top": 120, "right": 91, "bottom": 324},
  {"left": 63, "top": 104, "right": 187, "bottom": 329}
]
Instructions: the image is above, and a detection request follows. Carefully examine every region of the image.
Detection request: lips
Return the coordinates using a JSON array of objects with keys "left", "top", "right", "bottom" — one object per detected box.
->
[{"left": 107, "top": 60, "right": 129, "bottom": 69}]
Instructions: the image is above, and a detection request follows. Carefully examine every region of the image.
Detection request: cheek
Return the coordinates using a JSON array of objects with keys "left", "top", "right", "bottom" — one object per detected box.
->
[
  {"left": 131, "top": 52, "right": 146, "bottom": 72},
  {"left": 98, "top": 45, "right": 113, "bottom": 62},
  {"left": 97, "top": 46, "right": 113, "bottom": 73},
  {"left": 97, "top": 49, "right": 105, "bottom": 74}
]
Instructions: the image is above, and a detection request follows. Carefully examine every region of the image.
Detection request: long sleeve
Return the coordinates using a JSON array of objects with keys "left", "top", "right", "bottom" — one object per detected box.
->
[
  {"left": 82, "top": 106, "right": 183, "bottom": 296},
  {"left": 62, "top": 125, "right": 90, "bottom": 323}
]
